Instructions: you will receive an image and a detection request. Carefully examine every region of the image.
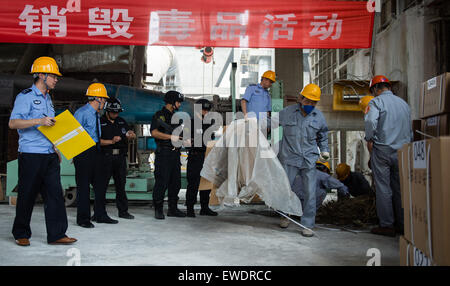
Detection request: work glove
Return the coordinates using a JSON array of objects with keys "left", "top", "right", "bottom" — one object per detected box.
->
[{"left": 319, "top": 151, "right": 330, "bottom": 162}]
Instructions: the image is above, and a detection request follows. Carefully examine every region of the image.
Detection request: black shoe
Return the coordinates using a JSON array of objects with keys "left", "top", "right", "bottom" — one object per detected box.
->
[
  {"left": 186, "top": 206, "right": 196, "bottom": 218},
  {"left": 371, "top": 226, "right": 396, "bottom": 237},
  {"left": 91, "top": 215, "right": 97, "bottom": 222},
  {"left": 395, "top": 225, "right": 404, "bottom": 235},
  {"left": 119, "top": 212, "right": 135, "bottom": 219},
  {"left": 167, "top": 208, "right": 186, "bottom": 217},
  {"left": 78, "top": 222, "right": 95, "bottom": 228},
  {"left": 200, "top": 207, "right": 218, "bottom": 216},
  {"left": 155, "top": 208, "right": 165, "bottom": 220},
  {"left": 96, "top": 216, "right": 119, "bottom": 224}
]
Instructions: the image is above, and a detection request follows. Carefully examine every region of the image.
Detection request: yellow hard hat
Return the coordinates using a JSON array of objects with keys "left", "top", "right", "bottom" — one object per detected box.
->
[
  {"left": 262, "top": 70, "right": 276, "bottom": 82},
  {"left": 30, "top": 56, "right": 62, "bottom": 76},
  {"left": 316, "top": 160, "right": 331, "bottom": 171},
  {"left": 359, "top": 95, "right": 374, "bottom": 113},
  {"left": 300, "top": 83, "right": 321, "bottom": 101},
  {"left": 336, "top": 163, "right": 351, "bottom": 181},
  {"left": 86, "top": 83, "right": 109, "bottom": 98}
]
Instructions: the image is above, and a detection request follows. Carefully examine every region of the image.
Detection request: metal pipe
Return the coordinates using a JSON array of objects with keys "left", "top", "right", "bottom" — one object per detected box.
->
[{"left": 231, "top": 62, "right": 237, "bottom": 119}]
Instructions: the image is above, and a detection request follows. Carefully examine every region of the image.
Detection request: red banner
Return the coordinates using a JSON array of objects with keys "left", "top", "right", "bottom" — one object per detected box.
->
[{"left": 0, "top": 0, "right": 374, "bottom": 48}]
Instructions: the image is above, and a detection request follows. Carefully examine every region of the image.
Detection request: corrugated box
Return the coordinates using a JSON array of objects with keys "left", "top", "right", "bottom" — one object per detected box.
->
[
  {"left": 420, "top": 73, "right": 450, "bottom": 118},
  {"left": 398, "top": 137, "right": 450, "bottom": 265},
  {"left": 399, "top": 236, "right": 434, "bottom": 266},
  {"left": 421, "top": 113, "right": 450, "bottom": 138}
]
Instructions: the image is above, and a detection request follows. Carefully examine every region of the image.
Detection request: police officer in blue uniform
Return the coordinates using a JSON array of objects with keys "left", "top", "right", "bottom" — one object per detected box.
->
[
  {"left": 150, "top": 91, "right": 186, "bottom": 219},
  {"left": 74, "top": 83, "right": 118, "bottom": 228},
  {"left": 185, "top": 99, "right": 218, "bottom": 217},
  {"left": 241, "top": 70, "right": 275, "bottom": 125},
  {"left": 9, "top": 56, "right": 77, "bottom": 246},
  {"left": 100, "top": 97, "right": 136, "bottom": 219}
]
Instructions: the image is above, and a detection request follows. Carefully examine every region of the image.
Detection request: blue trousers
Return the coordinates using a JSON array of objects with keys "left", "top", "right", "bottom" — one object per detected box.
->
[{"left": 282, "top": 164, "right": 317, "bottom": 228}]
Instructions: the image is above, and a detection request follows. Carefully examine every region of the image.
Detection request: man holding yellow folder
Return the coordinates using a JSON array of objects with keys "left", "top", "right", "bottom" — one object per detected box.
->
[{"left": 8, "top": 56, "right": 77, "bottom": 246}]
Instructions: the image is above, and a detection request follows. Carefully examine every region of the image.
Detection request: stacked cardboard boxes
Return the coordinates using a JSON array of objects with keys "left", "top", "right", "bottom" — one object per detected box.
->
[
  {"left": 398, "top": 137, "right": 450, "bottom": 266},
  {"left": 419, "top": 73, "right": 450, "bottom": 138}
]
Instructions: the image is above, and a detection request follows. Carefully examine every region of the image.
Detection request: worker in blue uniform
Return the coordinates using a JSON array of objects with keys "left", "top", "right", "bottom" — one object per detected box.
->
[
  {"left": 277, "top": 83, "right": 330, "bottom": 237},
  {"left": 9, "top": 56, "right": 77, "bottom": 246},
  {"left": 364, "top": 75, "right": 412, "bottom": 237},
  {"left": 241, "top": 70, "right": 275, "bottom": 127},
  {"left": 74, "top": 83, "right": 118, "bottom": 228},
  {"left": 290, "top": 161, "right": 350, "bottom": 214},
  {"left": 150, "top": 90, "right": 186, "bottom": 219}
]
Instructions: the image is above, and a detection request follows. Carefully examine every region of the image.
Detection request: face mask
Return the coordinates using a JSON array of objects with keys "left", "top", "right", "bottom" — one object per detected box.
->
[{"left": 302, "top": 104, "right": 315, "bottom": 114}]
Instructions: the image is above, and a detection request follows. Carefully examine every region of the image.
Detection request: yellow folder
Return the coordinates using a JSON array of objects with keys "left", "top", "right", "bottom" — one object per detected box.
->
[{"left": 38, "top": 110, "right": 96, "bottom": 160}]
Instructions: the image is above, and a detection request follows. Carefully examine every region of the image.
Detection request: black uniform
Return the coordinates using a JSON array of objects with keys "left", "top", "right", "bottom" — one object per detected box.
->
[
  {"left": 150, "top": 106, "right": 182, "bottom": 214},
  {"left": 100, "top": 115, "right": 131, "bottom": 216},
  {"left": 185, "top": 117, "right": 215, "bottom": 209},
  {"left": 341, "top": 171, "right": 373, "bottom": 197}
]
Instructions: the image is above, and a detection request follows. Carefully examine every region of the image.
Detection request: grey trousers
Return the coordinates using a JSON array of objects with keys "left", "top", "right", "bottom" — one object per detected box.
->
[{"left": 371, "top": 146, "right": 404, "bottom": 228}]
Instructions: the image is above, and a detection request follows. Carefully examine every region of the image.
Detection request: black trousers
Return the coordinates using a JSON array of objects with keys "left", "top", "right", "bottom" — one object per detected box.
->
[
  {"left": 153, "top": 148, "right": 181, "bottom": 207},
  {"left": 73, "top": 146, "right": 107, "bottom": 223},
  {"left": 12, "top": 153, "right": 68, "bottom": 243},
  {"left": 186, "top": 152, "right": 205, "bottom": 206},
  {"left": 101, "top": 153, "right": 128, "bottom": 215}
]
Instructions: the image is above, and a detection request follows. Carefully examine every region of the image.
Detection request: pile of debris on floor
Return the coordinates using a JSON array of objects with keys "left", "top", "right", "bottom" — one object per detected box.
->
[{"left": 316, "top": 194, "right": 378, "bottom": 228}]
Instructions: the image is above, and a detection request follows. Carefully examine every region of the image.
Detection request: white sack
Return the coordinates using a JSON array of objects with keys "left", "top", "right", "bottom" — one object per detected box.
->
[{"left": 200, "top": 118, "right": 303, "bottom": 216}]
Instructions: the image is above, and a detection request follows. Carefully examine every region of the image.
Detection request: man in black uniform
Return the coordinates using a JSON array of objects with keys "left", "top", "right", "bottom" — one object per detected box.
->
[
  {"left": 150, "top": 90, "right": 186, "bottom": 219},
  {"left": 99, "top": 97, "right": 136, "bottom": 220},
  {"left": 185, "top": 99, "right": 218, "bottom": 217}
]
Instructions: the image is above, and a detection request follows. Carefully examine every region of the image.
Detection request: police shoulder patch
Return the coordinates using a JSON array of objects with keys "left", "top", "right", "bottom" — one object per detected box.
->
[{"left": 159, "top": 115, "right": 165, "bottom": 122}]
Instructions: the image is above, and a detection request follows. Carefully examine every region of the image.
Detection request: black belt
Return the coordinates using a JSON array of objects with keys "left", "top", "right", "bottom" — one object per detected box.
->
[
  {"left": 188, "top": 150, "right": 205, "bottom": 156},
  {"left": 102, "top": 148, "right": 125, "bottom": 155},
  {"left": 157, "top": 146, "right": 181, "bottom": 152}
]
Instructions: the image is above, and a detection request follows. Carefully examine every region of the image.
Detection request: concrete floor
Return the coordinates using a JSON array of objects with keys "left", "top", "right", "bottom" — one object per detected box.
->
[{"left": 0, "top": 202, "right": 399, "bottom": 266}]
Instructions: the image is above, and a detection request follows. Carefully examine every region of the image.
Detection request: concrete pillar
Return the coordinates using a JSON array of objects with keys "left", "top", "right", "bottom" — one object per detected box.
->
[{"left": 275, "top": 49, "right": 303, "bottom": 99}]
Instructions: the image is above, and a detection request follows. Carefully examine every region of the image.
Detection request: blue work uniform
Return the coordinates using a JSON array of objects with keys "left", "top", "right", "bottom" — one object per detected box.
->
[
  {"left": 364, "top": 90, "right": 412, "bottom": 229},
  {"left": 242, "top": 84, "right": 271, "bottom": 122},
  {"left": 278, "top": 104, "right": 329, "bottom": 228},
  {"left": 9, "top": 85, "right": 68, "bottom": 243},
  {"left": 292, "top": 170, "right": 349, "bottom": 211},
  {"left": 74, "top": 103, "right": 101, "bottom": 143},
  {"left": 73, "top": 102, "right": 108, "bottom": 225}
]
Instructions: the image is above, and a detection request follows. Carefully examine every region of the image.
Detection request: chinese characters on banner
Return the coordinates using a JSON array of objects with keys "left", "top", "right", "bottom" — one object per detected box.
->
[{"left": 1, "top": 0, "right": 374, "bottom": 48}]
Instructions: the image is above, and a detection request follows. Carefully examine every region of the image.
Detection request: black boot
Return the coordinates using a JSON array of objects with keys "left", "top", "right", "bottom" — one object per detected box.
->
[
  {"left": 154, "top": 200, "right": 165, "bottom": 220},
  {"left": 167, "top": 201, "right": 186, "bottom": 217},
  {"left": 199, "top": 190, "right": 218, "bottom": 216},
  {"left": 186, "top": 205, "right": 196, "bottom": 217}
]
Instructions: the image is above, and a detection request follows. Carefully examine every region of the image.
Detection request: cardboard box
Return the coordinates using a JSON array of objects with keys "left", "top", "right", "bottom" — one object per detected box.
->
[
  {"left": 420, "top": 73, "right": 450, "bottom": 118},
  {"left": 399, "top": 236, "right": 434, "bottom": 266},
  {"left": 421, "top": 113, "right": 450, "bottom": 138},
  {"left": 398, "top": 137, "right": 450, "bottom": 265}
]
